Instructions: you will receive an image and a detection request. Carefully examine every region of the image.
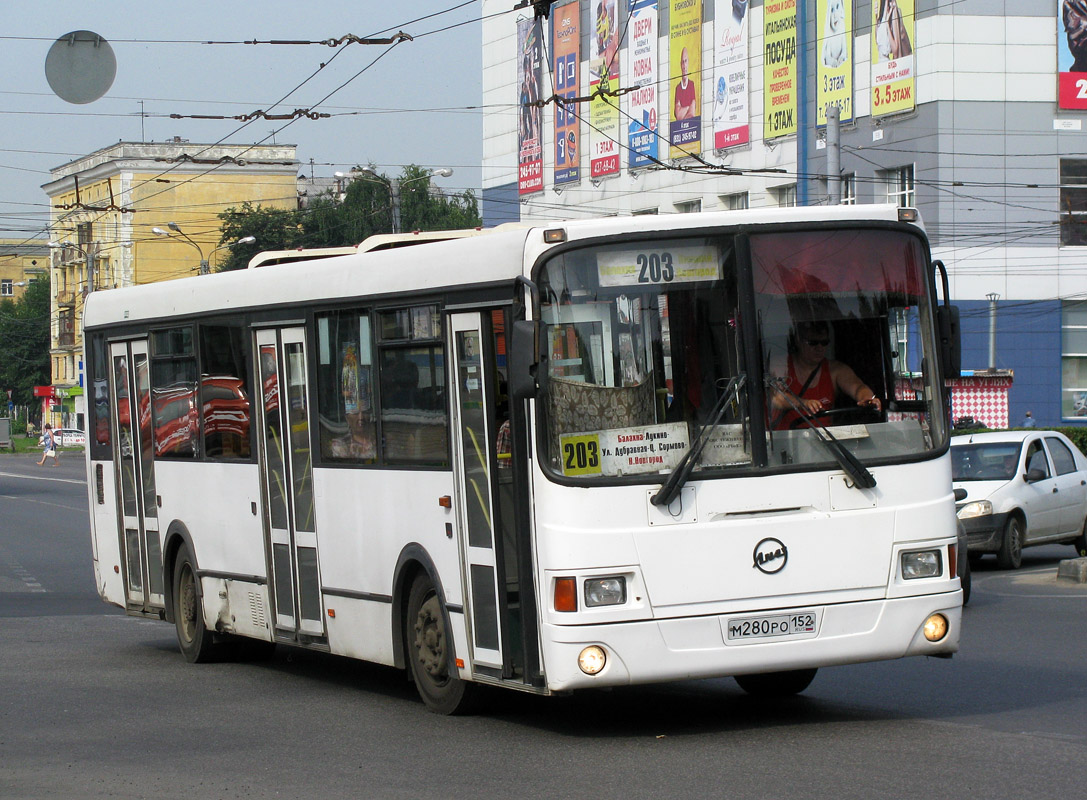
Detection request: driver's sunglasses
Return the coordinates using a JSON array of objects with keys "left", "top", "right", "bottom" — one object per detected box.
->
[{"left": 804, "top": 338, "right": 830, "bottom": 347}]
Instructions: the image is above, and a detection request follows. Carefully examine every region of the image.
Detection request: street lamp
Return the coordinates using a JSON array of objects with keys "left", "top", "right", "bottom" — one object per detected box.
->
[
  {"left": 154, "top": 224, "right": 256, "bottom": 274},
  {"left": 351, "top": 167, "right": 454, "bottom": 234}
]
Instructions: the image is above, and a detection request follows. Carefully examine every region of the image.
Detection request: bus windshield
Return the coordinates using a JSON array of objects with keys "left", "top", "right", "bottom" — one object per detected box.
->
[{"left": 537, "top": 227, "right": 946, "bottom": 482}]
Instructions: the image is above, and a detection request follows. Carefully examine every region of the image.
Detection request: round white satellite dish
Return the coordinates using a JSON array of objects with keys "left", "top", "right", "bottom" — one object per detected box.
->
[{"left": 45, "top": 30, "right": 117, "bottom": 104}]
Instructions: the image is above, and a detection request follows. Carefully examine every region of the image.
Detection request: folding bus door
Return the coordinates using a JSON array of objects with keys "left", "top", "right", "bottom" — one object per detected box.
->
[
  {"left": 448, "top": 310, "right": 537, "bottom": 684},
  {"left": 254, "top": 326, "right": 324, "bottom": 643},
  {"left": 109, "top": 339, "right": 164, "bottom": 614}
]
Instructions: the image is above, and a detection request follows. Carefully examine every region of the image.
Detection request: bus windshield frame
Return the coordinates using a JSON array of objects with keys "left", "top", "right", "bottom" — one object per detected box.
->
[{"left": 533, "top": 222, "right": 947, "bottom": 486}]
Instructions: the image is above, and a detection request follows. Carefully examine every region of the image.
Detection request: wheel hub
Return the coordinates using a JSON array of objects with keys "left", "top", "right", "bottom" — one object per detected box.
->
[{"left": 413, "top": 595, "right": 447, "bottom": 680}]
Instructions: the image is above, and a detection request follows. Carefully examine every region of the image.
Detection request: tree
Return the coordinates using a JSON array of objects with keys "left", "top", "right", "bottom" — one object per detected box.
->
[
  {"left": 0, "top": 278, "right": 51, "bottom": 408},
  {"left": 216, "top": 201, "right": 305, "bottom": 272},
  {"left": 215, "top": 165, "right": 481, "bottom": 272}
]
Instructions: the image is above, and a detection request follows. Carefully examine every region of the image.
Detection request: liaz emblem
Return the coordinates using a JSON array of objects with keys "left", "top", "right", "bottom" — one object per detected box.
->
[{"left": 753, "top": 538, "right": 788, "bottom": 574}]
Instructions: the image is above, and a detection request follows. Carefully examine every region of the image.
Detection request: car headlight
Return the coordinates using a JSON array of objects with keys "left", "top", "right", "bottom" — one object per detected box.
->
[
  {"left": 956, "top": 500, "right": 992, "bottom": 519},
  {"left": 584, "top": 577, "right": 626, "bottom": 607},
  {"left": 902, "top": 549, "right": 943, "bottom": 580}
]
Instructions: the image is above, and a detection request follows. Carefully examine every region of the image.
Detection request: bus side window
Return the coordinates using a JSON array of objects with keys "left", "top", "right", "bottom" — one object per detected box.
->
[{"left": 315, "top": 310, "right": 376, "bottom": 464}]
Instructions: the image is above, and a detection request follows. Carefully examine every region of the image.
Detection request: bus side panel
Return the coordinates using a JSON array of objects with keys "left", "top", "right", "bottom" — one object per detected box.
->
[
  {"left": 315, "top": 468, "right": 462, "bottom": 666},
  {"left": 154, "top": 461, "right": 268, "bottom": 588},
  {"left": 88, "top": 458, "right": 126, "bottom": 608}
]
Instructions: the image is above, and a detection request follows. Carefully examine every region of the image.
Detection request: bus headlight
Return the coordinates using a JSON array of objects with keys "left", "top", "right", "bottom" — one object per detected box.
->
[
  {"left": 902, "top": 550, "right": 942, "bottom": 579},
  {"left": 578, "top": 645, "right": 607, "bottom": 674},
  {"left": 923, "top": 613, "right": 949, "bottom": 642},
  {"left": 957, "top": 500, "right": 992, "bottom": 519},
  {"left": 584, "top": 577, "right": 626, "bottom": 607}
]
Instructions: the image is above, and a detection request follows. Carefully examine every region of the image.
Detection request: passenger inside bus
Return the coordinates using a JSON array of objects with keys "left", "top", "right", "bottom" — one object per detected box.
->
[{"left": 768, "top": 320, "right": 882, "bottom": 430}]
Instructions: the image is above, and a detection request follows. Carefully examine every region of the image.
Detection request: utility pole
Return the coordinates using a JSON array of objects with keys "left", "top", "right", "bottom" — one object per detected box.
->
[
  {"left": 826, "top": 105, "right": 841, "bottom": 205},
  {"left": 85, "top": 242, "right": 97, "bottom": 295}
]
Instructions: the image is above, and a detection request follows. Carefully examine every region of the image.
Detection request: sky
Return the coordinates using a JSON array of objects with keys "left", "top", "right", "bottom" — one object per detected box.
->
[{"left": 0, "top": 1, "right": 486, "bottom": 244}]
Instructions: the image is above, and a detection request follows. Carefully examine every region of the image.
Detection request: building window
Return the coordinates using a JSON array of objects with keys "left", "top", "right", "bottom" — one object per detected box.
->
[
  {"left": 1062, "top": 300, "right": 1087, "bottom": 418},
  {"left": 674, "top": 199, "right": 702, "bottom": 214},
  {"left": 882, "top": 165, "right": 915, "bottom": 207},
  {"left": 1, "top": 279, "right": 12, "bottom": 296},
  {"left": 840, "top": 173, "right": 857, "bottom": 205},
  {"left": 721, "top": 192, "right": 749, "bottom": 210},
  {"left": 632, "top": 207, "right": 658, "bottom": 215},
  {"left": 1060, "top": 160, "right": 1087, "bottom": 246},
  {"left": 773, "top": 185, "right": 797, "bottom": 207}
]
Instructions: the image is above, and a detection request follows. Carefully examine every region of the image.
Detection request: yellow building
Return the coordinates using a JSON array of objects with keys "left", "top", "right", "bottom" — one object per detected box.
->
[
  {"left": 41, "top": 140, "right": 300, "bottom": 429},
  {"left": 0, "top": 240, "right": 49, "bottom": 303}
]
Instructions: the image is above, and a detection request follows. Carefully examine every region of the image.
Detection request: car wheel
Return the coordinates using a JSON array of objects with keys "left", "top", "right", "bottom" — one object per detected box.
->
[
  {"left": 1074, "top": 518, "right": 1087, "bottom": 559},
  {"left": 996, "top": 516, "right": 1023, "bottom": 570},
  {"left": 960, "top": 555, "right": 971, "bottom": 606}
]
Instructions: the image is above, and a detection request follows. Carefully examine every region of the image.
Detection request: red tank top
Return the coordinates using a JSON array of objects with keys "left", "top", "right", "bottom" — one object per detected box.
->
[{"left": 776, "top": 356, "right": 834, "bottom": 430}]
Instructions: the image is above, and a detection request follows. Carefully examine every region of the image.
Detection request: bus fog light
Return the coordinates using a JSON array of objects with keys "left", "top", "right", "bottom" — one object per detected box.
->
[
  {"left": 578, "top": 645, "right": 607, "bottom": 675},
  {"left": 923, "top": 613, "right": 949, "bottom": 642},
  {"left": 584, "top": 577, "right": 626, "bottom": 607},
  {"left": 902, "top": 550, "right": 942, "bottom": 579}
]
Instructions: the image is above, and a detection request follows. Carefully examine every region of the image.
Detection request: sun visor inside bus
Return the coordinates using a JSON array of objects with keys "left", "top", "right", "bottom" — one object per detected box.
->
[{"left": 750, "top": 230, "right": 925, "bottom": 298}]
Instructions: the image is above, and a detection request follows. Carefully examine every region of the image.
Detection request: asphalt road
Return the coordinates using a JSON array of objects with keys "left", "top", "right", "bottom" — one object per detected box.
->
[{"left": 1, "top": 453, "right": 1085, "bottom": 799}]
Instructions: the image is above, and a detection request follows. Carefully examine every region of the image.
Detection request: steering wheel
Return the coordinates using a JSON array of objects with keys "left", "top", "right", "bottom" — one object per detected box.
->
[{"left": 789, "top": 404, "right": 881, "bottom": 430}]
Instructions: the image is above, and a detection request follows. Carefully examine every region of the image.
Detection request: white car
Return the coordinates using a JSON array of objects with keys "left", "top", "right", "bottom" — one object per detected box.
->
[
  {"left": 53, "top": 428, "right": 86, "bottom": 447},
  {"left": 952, "top": 430, "right": 1087, "bottom": 569}
]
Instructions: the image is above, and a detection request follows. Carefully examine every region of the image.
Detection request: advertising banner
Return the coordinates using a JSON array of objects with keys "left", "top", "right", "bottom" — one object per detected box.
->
[
  {"left": 870, "top": 0, "right": 915, "bottom": 116},
  {"left": 763, "top": 0, "right": 797, "bottom": 139},
  {"left": 552, "top": 2, "right": 581, "bottom": 184},
  {"left": 712, "top": 0, "right": 750, "bottom": 149},
  {"left": 1059, "top": 0, "right": 1087, "bottom": 110},
  {"left": 517, "top": 17, "right": 543, "bottom": 195},
  {"left": 816, "top": 0, "right": 853, "bottom": 126},
  {"left": 668, "top": 0, "right": 702, "bottom": 159},
  {"left": 590, "top": 0, "right": 621, "bottom": 179},
  {"left": 626, "top": 0, "right": 659, "bottom": 168}
]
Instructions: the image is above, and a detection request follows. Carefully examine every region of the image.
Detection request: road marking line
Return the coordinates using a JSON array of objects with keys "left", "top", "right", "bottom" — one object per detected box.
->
[{"left": 0, "top": 470, "right": 86, "bottom": 486}]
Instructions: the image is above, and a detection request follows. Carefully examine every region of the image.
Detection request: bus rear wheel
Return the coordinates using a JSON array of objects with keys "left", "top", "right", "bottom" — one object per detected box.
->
[
  {"left": 405, "top": 575, "right": 478, "bottom": 715},
  {"left": 735, "top": 668, "right": 817, "bottom": 697},
  {"left": 172, "top": 544, "right": 220, "bottom": 663}
]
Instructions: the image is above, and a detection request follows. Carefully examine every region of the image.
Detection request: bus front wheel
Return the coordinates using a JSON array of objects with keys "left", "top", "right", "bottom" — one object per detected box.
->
[
  {"left": 172, "top": 544, "right": 219, "bottom": 663},
  {"left": 405, "top": 574, "right": 478, "bottom": 715},
  {"left": 734, "top": 668, "right": 817, "bottom": 697}
]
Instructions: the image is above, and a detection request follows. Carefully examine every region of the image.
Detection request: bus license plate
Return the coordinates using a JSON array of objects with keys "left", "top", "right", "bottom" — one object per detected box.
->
[{"left": 724, "top": 610, "right": 820, "bottom": 643}]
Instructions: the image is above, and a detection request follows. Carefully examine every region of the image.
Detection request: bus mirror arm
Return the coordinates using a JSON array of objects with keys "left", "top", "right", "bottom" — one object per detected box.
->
[
  {"left": 510, "top": 319, "right": 540, "bottom": 401},
  {"left": 932, "top": 260, "right": 961, "bottom": 379}
]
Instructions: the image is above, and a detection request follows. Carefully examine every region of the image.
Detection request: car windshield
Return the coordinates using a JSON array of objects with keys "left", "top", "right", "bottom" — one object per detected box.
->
[{"left": 952, "top": 442, "right": 1022, "bottom": 481}]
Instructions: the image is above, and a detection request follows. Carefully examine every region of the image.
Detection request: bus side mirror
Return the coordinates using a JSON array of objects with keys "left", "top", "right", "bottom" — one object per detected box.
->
[
  {"left": 937, "top": 304, "right": 961, "bottom": 379},
  {"left": 510, "top": 319, "right": 540, "bottom": 401}
]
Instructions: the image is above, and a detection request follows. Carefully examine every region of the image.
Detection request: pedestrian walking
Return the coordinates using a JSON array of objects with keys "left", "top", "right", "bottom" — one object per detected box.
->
[
  {"left": 1022, "top": 410, "right": 1037, "bottom": 428},
  {"left": 37, "top": 424, "right": 58, "bottom": 466}
]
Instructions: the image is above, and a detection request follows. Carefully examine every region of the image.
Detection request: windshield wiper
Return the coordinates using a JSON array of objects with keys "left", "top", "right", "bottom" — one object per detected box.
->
[
  {"left": 651, "top": 375, "right": 747, "bottom": 508},
  {"left": 766, "top": 376, "right": 877, "bottom": 490}
]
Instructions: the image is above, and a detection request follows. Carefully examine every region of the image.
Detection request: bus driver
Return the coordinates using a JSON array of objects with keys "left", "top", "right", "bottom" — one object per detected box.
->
[{"left": 769, "top": 320, "right": 881, "bottom": 429}]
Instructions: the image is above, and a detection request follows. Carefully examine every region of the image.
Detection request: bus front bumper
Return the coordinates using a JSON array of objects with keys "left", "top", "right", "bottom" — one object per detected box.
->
[{"left": 539, "top": 592, "right": 962, "bottom": 693}]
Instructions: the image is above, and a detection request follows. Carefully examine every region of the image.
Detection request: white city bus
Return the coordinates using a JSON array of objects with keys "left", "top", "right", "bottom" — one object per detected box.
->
[{"left": 84, "top": 205, "right": 963, "bottom": 713}]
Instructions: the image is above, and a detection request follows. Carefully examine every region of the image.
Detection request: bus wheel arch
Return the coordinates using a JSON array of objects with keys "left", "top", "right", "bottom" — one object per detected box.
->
[
  {"left": 171, "top": 538, "right": 221, "bottom": 663},
  {"left": 392, "top": 545, "right": 478, "bottom": 714},
  {"left": 161, "top": 521, "right": 197, "bottom": 626}
]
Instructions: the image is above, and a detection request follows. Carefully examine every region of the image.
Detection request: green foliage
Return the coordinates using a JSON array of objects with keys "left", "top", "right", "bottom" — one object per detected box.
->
[
  {"left": 216, "top": 202, "right": 305, "bottom": 272},
  {"left": 215, "top": 165, "right": 481, "bottom": 272},
  {"left": 0, "top": 278, "right": 51, "bottom": 407}
]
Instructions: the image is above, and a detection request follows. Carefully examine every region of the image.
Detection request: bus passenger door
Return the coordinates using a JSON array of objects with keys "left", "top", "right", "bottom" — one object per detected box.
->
[
  {"left": 108, "top": 339, "right": 164, "bottom": 614},
  {"left": 449, "top": 310, "right": 537, "bottom": 684},
  {"left": 254, "top": 327, "right": 324, "bottom": 643}
]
